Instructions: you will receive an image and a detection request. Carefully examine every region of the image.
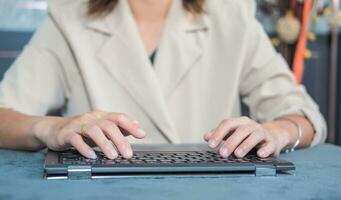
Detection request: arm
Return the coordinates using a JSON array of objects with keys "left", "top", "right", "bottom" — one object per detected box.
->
[
  {"left": 204, "top": 2, "right": 326, "bottom": 157},
  {"left": 0, "top": 109, "right": 45, "bottom": 150},
  {"left": 263, "top": 114, "right": 315, "bottom": 150},
  {"left": 0, "top": 108, "right": 146, "bottom": 159},
  {"left": 204, "top": 114, "right": 315, "bottom": 158},
  {"left": 0, "top": 17, "right": 146, "bottom": 159},
  {"left": 0, "top": 16, "right": 67, "bottom": 150}
]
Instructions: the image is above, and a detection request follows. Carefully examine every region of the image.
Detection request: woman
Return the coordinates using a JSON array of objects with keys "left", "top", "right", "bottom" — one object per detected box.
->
[{"left": 0, "top": 0, "right": 326, "bottom": 160}]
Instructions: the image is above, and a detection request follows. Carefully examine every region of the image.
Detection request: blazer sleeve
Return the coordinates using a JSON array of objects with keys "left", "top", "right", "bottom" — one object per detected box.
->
[
  {"left": 238, "top": 7, "right": 327, "bottom": 146},
  {"left": 0, "top": 16, "right": 70, "bottom": 116}
]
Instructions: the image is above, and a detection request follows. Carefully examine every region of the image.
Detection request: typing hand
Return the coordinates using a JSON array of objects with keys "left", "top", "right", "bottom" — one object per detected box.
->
[
  {"left": 203, "top": 116, "right": 291, "bottom": 158},
  {"left": 34, "top": 111, "right": 146, "bottom": 159}
]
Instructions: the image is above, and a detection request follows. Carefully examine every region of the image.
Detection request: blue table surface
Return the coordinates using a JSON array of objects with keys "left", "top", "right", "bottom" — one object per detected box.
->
[{"left": 0, "top": 144, "right": 340, "bottom": 200}]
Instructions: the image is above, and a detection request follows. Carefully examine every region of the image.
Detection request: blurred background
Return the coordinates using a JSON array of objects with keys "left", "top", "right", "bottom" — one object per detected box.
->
[{"left": 0, "top": 0, "right": 340, "bottom": 145}]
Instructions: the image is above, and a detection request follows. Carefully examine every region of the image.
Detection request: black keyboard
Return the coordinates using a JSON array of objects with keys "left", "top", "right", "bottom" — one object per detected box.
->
[
  {"left": 59, "top": 149, "right": 277, "bottom": 165},
  {"left": 45, "top": 145, "right": 295, "bottom": 179}
]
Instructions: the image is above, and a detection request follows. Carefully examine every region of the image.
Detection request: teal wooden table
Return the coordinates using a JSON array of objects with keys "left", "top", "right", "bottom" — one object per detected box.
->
[{"left": 0, "top": 144, "right": 340, "bottom": 200}]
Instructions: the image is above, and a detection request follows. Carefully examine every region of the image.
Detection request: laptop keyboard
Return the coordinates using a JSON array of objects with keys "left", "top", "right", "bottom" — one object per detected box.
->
[{"left": 59, "top": 149, "right": 277, "bottom": 165}]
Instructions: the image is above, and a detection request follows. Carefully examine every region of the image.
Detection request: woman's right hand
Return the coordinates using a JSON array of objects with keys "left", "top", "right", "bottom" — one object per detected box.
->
[{"left": 33, "top": 111, "right": 146, "bottom": 159}]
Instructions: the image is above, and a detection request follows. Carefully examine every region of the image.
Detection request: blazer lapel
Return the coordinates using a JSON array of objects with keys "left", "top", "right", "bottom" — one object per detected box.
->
[
  {"left": 86, "top": 0, "right": 181, "bottom": 143},
  {"left": 154, "top": 0, "right": 210, "bottom": 98}
]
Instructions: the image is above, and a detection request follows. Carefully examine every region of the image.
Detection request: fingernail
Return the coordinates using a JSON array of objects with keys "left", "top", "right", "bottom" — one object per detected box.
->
[
  {"left": 124, "top": 145, "right": 133, "bottom": 158},
  {"left": 133, "top": 120, "right": 140, "bottom": 125},
  {"left": 258, "top": 150, "right": 265, "bottom": 157},
  {"left": 220, "top": 147, "right": 229, "bottom": 158},
  {"left": 137, "top": 128, "right": 146, "bottom": 137},
  {"left": 204, "top": 132, "right": 211, "bottom": 139},
  {"left": 208, "top": 139, "right": 218, "bottom": 148},
  {"left": 235, "top": 148, "right": 244, "bottom": 157},
  {"left": 107, "top": 145, "right": 118, "bottom": 159},
  {"left": 89, "top": 150, "right": 97, "bottom": 159},
  {"left": 111, "top": 149, "right": 118, "bottom": 159}
]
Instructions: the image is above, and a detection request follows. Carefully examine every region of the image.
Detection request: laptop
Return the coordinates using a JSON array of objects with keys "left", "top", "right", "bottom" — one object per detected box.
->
[{"left": 44, "top": 144, "right": 295, "bottom": 180}]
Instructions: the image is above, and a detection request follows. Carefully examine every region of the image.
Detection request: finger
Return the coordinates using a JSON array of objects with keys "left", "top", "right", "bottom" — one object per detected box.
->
[
  {"left": 219, "top": 125, "right": 256, "bottom": 158},
  {"left": 78, "top": 112, "right": 103, "bottom": 122},
  {"left": 132, "top": 120, "right": 140, "bottom": 125},
  {"left": 107, "top": 114, "right": 146, "bottom": 139},
  {"left": 208, "top": 117, "right": 254, "bottom": 148},
  {"left": 68, "top": 134, "right": 97, "bottom": 159},
  {"left": 234, "top": 129, "right": 266, "bottom": 158},
  {"left": 83, "top": 124, "right": 118, "bottom": 159},
  {"left": 257, "top": 142, "right": 276, "bottom": 158},
  {"left": 203, "top": 129, "right": 216, "bottom": 141},
  {"left": 100, "top": 120, "right": 133, "bottom": 159}
]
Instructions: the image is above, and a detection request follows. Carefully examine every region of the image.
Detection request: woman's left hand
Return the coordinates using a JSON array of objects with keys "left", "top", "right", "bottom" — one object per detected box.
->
[{"left": 203, "top": 116, "right": 291, "bottom": 158}]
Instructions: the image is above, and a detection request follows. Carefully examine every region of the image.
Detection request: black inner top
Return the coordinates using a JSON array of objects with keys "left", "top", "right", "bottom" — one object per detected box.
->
[{"left": 149, "top": 50, "right": 157, "bottom": 65}]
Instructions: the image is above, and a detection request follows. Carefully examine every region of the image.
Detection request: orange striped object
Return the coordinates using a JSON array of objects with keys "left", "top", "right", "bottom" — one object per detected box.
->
[{"left": 292, "top": 0, "right": 313, "bottom": 83}]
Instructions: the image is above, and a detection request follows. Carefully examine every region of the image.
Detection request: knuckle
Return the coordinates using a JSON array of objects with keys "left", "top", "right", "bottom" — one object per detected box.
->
[
  {"left": 237, "top": 125, "right": 250, "bottom": 133},
  {"left": 86, "top": 125, "right": 98, "bottom": 134},
  {"left": 240, "top": 116, "right": 256, "bottom": 124},
  {"left": 116, "top": 113, "right": 128, "bottom": 121},
  {"left": 221, "top": 118, "right": 230, "bottom": 125},
  {"left": 92, "top": 111, "right": 105, "bottom": 118},
  {"left": 99, "top": 120, "right": 113, "bottom": 130},
  {"left": 114, "top": 112, "right": 125, "bottom": 116},
  {"left": 69, "top": 133, "right": 81, "bottom": 142},
  {"left": 93, "top": 109, "right": 104, "bottom": 114},
  {"left": 68, "top": 117, "right": 82, "bottom": 126},
  {"left": 257, "top": 130, "right": 266, "bottom": 138},
  {"left": 102, "top": 126, "right": 112, "bottom": 134},
  {"left": 116, "top": 139, "right": 129, "bottom": 148},
  {"left": 240, "top": 116, "right": 250, "bottom": 121},
  {"left": 250, "top": 119, "right": 258, "bottom": 125},
  {"left": 80, "top": 112, "right": 93, "bottom": 120},
  {"left": 254, "top": 124, "right": 263, "bottom": 130}
]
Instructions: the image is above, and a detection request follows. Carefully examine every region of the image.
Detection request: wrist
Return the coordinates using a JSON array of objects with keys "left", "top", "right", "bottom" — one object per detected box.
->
[
  {"left": 262, "top": 121, "right": 292, "bottom": 149},
  {"left": 32, "top": 116, "right": 66, "bottom": 145}
]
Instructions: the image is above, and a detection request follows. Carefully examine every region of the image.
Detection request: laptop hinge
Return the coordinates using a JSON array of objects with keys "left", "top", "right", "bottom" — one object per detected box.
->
[
  {"left": 67, "top": 165, "right": 92, "bottom": 180},
  {"left": 255, "top": 164, "right": 277, "bottom": 176}
]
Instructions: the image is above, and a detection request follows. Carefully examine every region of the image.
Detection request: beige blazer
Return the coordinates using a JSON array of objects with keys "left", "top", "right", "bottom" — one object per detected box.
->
[{"left": 0, "top": 0, "right": 327, "bottom": 145}]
